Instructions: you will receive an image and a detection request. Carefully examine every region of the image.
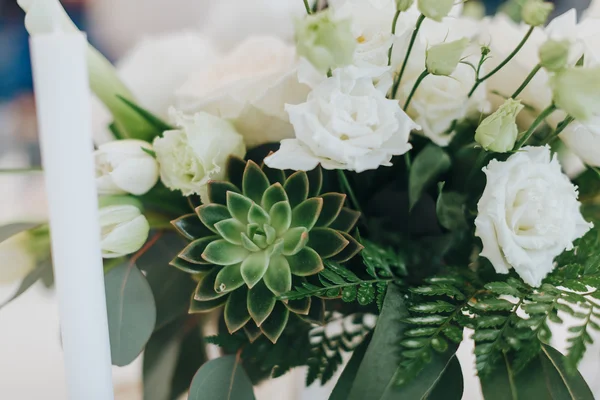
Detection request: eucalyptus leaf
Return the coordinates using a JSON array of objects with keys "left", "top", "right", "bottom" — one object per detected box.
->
[
  {"left": 143, "top": 321, "right": 182, "bottom": 400},
  {"left": 409, "top": 145, "right": 451, "bottom": 210},
  {"left": 436, "top": 183, "right": 468, "bottom": 231},
  {"left": 105, "top": 261, "right": 156, "bottom": 366},
  {"left": 0, "top": 258, "right": 52, "bottom": 310},
  {"left": 188, "top": 355, "right": 255, "bottom": 400},
  {"left": 329, "top": 334, "right": 372, "bottom": 400}
]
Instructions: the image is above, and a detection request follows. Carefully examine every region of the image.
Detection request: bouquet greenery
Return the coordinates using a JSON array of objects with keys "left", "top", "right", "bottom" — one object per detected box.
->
[{"left": 3, "top": 0, "right": 600, "bottom": 398}]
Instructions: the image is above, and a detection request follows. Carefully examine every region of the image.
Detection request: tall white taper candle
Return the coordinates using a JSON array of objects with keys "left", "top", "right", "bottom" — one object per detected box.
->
[{"left": 30, "top": 32, "right": 114, "bottom": 399}]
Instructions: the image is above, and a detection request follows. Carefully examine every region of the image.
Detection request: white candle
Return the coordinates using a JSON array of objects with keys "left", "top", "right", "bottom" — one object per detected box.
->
[{"left": 30, "top": 31, "right": 114, "bottom": 400}]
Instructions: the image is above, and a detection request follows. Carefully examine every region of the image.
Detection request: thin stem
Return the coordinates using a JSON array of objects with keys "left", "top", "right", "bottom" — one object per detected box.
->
[
  {"left": 337, "top": 170, "right": 365, "bottom": 220},
  {"left": 468, "top": 26, "right": 534, "bottom": 98},
  {"left": 541, "top": 115, "right": 574, "bottom": 145},
  {"left": 511, "top": 64, "right": 541, "bottom": 99},
  {"left": 403, "top": 70, "right": 429, "bottom": 110},
  {"left": 391, "top": 14, "right": 426, "bottom": 99},
  {"left": 303, "top": 0, "right": 311, "bottom": 14},
  {"left": 513, "top": 104, "right": 557, "bottom": 150},
  {"left": 387, "top": 10, "right": 402, "bottom": 66},
  {"left": 0, "top": 167, "right": 43, "bottom": 174}
]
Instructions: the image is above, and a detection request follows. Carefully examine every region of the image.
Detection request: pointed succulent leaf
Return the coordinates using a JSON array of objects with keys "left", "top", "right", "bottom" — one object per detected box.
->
[
  {"left": 262, "top": 183, "right": 289, "bottom": 212},
  {"left": 270, "top": 201, "right": 292, "bottom": 236},
  {"left": 241, "top": 251, "right": 270, "bottom": 288},
  {"left": 287, "top": 247, "right": 324, "bottom": 276},
  {"left": 264, "top": 224, "right": 277, "bottom": 245},
  {"left": 248, "top": 280, "right": 277, "bottom": 326},
  {"left": 227, "top": 192, "right": 252, "bottom": 224},
  {"left": 189, "top": 296, "right": 227, "bottom": 314},
  {"left": 308, "top": 228, "right": 349, "bottom": 259},
  {"left": 215, "top": 263, "right": 245, "bottom": 294},
  {"left": 179, "top": 236, "right": 219, "bottom": 264},
  {"left": 260, "top": 302, "right": 290, "bottom": 343},
  {"left": 284, "top": 171, "right": 309, "bottom": 208},
  {"left": 291, "top": 198, "right": 323, "bottom": 230},
  {"left": 202, "top": 240, "right": 249, "bottom": 266},
  {"left": 253, "top": 234, "right": 268, "bottom": 249},
  {"left": 194, "top": 268, "right": 226, "bottom": 301},
  {"left": 329, "top": 207, "right": 361, "bottom": 232},
  {"left": 225, "top": 286, "right": 251, "bottom": 333},
  {"left": 282, "top": 227, "right": 309, "bottom": 256},
  {"left": 330, "top": 232, "right": 364, "bottom": 263},
  {"left": 306, "top": 167, "right": 323, "bottom": 198},
  {"left": 243, "top": 161, "right": 270, "bottom": 204},
  {"left": 207, "top": 181, "right": 241, "bottom": 205},
  {"left": 263, "top": 255, "right": 292, "bottom": 295},
  {"left": 241, "top": 233, "right": 261, "bottom": 252},
  {"left": 170, "top": 256, "right": 214, "bottom": 274},
  {"left": 243, "top": 321, "right": 263, "bottom": 343},
  {"left": 197, "top": 204, "right": 231, "bottom": 233},
  {"left": 226, "top": 156, "right": 246, "bottom": 189},
  {"left": 316, "top": 193, "right": 346, "bottom": 227},
  {"left": 285, "top": 296, "right": 311, "bottom": 315},
  {"left": 214, "top": 219, "right": 246, "bottom": 245},
  {"left": 297, "top": 297, "right": 325, "bottom": 325},
  {"left": 261, "top": 161, "right": 286, "bottom": 185},
  {"left": 171, "top": 214, "right": 212, "bottom": 241},
  {"left": 248, "top": 203, "right": 270, "bottom": 226}
]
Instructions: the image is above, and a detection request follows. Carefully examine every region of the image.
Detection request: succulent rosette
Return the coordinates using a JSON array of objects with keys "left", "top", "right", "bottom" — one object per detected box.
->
[{"left": 170, "top": 157, "right": 362, "bottom": 342}]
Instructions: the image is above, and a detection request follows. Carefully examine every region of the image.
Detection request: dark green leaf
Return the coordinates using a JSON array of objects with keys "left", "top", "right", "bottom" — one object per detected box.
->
[
  {"left": 436, "top": 183, "right": 467, "bottom": 231},
  {"left": 329, "top": 207, "right": 361, "bottom": 232},
  {"left": 329, "top": 334, "right": 372, "bottom": 400},
  {"left": 143, "top": 321, "right": 182, "bottom": 400},
  {"left": 188, "top": 355, "right": 255, "bottom": 400},
  {"left": 284, "top": 171, "right": 309, "bottom": 208},
  {"left": 423, "top": 356, "right": 464, "bottom": 400},
  {"left": 316, "top": 193, "right": 346, "bottom": 227},
  {"left": 308, "top": 228, "right": 349, "bottom": 259},
  {"left": 409, "top": 144, "right": 451, "bottom": 210},
  {"left": 117, "top": 95, "right": 173, "bottom": 135}
]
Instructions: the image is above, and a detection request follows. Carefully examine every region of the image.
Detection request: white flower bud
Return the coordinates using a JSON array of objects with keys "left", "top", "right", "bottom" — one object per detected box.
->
[
  {"left": 417, "top": 0, "right": 455, "bottom": 22},
  {"left": 475, "top": 99, "right": 524, "bottom": 152},
  {"left": 550, "top": 67, "right": 600, "bottom": 121},
  {"left": 95, "top": 139, "right": 159, "bottom": 196},
  {"left": 521, "top": 0, "right": 554, "bottom": 27},
  {"left": 295, "top": 10, "right": 356, "bottom": 74},
  {"left": 539, "top": 39, "right": 570, "bottom": 72},
  {"left": 396, "top": 0, "right": 415, "bottom": 12},
  {"left": 425, "top": 38, "right": 470, "bottom": 76},
  {"left": 99, "top": 202, "right": 149, "bottom": 259}
]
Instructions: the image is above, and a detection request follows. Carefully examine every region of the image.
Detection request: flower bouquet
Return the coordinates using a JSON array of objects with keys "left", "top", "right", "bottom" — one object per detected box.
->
[{"left": 4, "top": 0, "right": 600, "bottom": 398}]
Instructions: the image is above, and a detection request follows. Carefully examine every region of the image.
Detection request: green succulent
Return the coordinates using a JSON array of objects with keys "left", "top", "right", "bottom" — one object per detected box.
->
[{"left": 170, "top": 157, "right": 362, "bottom": 342}]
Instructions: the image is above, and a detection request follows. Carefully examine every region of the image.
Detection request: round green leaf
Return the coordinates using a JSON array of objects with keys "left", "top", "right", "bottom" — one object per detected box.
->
[
  {"left": 241, "top": 251, "right": 270, "bottom": 288},
  {"left": 196, "top": 204, "right": 231, "bottom": 233},
  {"left": 282, "top": 227, "right": 309, "bottom": 256},
  {"left": 214, "top": 263, "right": 245, "bottom": 294},
  {"left": 262, "top": 183, "right": 289, "bottom": 212},
  {"left": 248, "top": 280, "right": 277, "bottom": 326},
  {"left": 263, "top": 255, "right": 292, "bottom": 295},
  {"left": 287, "top": 247, "right": 324, "bottom": 276},
  {"left": 260, "top": 302, "right": 290, "bottom": 343},
  {"left": 224, "top": 286, "right": 251, "bottom": 333},
  {"left": 227, "top": 192, "right": 253, "bottom": 224},
  {"left": 291, "top": 198, "right": 323, "bottom": 230},
  {"left": 188, "top": 356, "right": 255, "bottom": 400},
  {"left": 284, "top": 171, "right": 309, "bottom": 208},
  {"left": 270, "top": 201, "right": 292, "bottom": 236},
  {"left": 316, "top": 193, "right": 346, "bottom": 227},
  {"left": 202, "top": 240, "right": 249, "bottom": 266},
  {"left": 214, "top": 219, "right": 246, "bottom": 245},
  {"left": 308, "top": 228, "right": 349, "bottom": 258},
  {"left": 243, "top": 160, "right": 270, "bottom": 204}
]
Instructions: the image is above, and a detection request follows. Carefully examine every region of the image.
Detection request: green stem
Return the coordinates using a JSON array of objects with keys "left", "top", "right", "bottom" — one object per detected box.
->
[
  {"left": 303, "top": 0, "right": 311, "bottom": 14},
  {"left": 513, "top": 104, "right": 557, "bottom": 150},
  {"left": 403, "top": 70, "right": 429, "bottom": 110},
  {"left": 0, "top": 167, "right": 43, "bottom": 174},
  {"left": 404, "top": 153, "right": 412, "bottom": 171},
  {"left": 391, "top": 14, "right": 426, "bottom": 99},
  {"left": 541, "top": 115, "right": 574, "bottom": 145},
  {"left": 387, "top": 10, "right": 402, "bottom": 66},
  {"left": 511, "top": 64, "right": 541, "bottom": 99},
  {"left": 337, "top": 170, "right": 364, "bottom": 217},
  {"left": 468, "top": 26, "right": 534, "bottom": 98}
]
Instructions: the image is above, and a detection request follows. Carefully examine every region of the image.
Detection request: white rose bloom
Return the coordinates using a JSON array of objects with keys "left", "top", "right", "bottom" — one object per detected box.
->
[
  {"left": 99, "top": 205, "right": 150, "bottom": 259},
  {"left": 0, "top": 232, "right": 36, "bottom": 285},
  {"left": 153, "top": 110, "right": 246, "bottom": 197},
  {"left": 264, "top": 65, "right": 418, "bottom": 173},
  {"left": 95, "top": 140, "right": 159, "bottom": 196},
  {"left": 560, "top": 120, "right": 600, "bottom": 168},
  {"left": 475, "top": 146, "right": 592, "bottom": 287},
  {"left": 175, "top": 36, "right": 311, "bottom": 147}
]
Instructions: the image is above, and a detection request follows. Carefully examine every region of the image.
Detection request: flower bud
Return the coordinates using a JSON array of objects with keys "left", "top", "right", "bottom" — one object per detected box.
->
[
  {"left": 295, "top": 11, "right": 356, "bottom": 74},
  {"left": 95, "top": 139, "right": 159, "bottom": 196},
  {"left": 99, "top": 201, "right": 149, "bottom": 258},
  {"left": 550, "top": 67, "right": 600, "bottom": 121},
  {"left": 521, "top": 0, "right": 554, "bottom": 27},
  {"left": 426, "top": 38, "right": 470, "bottom": 76},
  {"left": 539, "top": 39, "right": 570, "bottom": 72},
  {"left": 417, "top": 0, "right": 455, "bottom": 22},
  {"left": 396, "top": 0, "right": 415, "bottom": 12},
  {"left": 475, "top": 99, "right": 524, "bottom": 152}
]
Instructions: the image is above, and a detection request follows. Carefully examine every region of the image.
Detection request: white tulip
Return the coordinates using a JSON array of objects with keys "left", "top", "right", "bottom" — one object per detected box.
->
[
  {"left": 99, "top": 204, "right": 150, "bottom": 259},
  {"left": 95, "top": 140, "right": 159, "bottom": 196}
]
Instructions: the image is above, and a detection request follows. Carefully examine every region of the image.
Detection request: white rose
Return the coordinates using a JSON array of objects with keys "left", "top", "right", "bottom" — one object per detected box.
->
[
  {"left": 153, "top": 110, "right": 246, "bottom": 197},
  {"left": 560, "top": 120, "right": 600, "bottom": 168},
  {"left": 175, "top": 36, "right": 311, "bottom": 148},
  {"left": 99, "top": 204, "right": 149, "bottom": 259},
  {"left": 95, "top": 140, "right": 159, "bottom": 196},
  {"left": 264, "top": 65, "right": 418, "bottom": 173},
  {"left": 0, "top": 232, "right": 36, "bottom": 285},
  {"left": 475, "top": 146, "right": 592, "bottom": 287}
]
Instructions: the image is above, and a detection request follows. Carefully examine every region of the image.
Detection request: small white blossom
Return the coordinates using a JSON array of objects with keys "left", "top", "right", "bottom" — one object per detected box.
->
[
  {"left": 560, "top": 120, "right": 600, "bottom": 167},
  {"left": 99, "top": 204, "right": 150, "bottom": 259}
]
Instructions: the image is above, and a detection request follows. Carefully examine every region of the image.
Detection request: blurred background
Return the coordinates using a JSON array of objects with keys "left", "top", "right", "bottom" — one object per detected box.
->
[{"left": 0, "top": 0, "right": 595, "bottom": 399}]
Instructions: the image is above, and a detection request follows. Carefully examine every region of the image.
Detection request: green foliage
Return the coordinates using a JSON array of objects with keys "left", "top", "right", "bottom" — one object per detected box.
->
[
  {"left": 409, "top": 144, "right": 451, "bottom": 210},
  {"left": 188, "top": 355, "right": 255, "bottom": 400}
]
